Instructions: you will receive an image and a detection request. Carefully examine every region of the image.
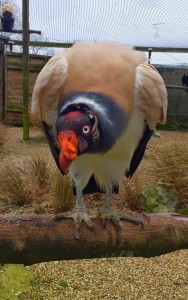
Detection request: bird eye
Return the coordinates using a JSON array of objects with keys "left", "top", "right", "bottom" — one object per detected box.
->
[{"left": 82, "top": 125, "right": 91, "bottom": 134}]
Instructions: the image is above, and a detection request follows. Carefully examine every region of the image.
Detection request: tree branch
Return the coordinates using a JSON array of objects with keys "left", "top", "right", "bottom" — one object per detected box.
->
[{"left": 0, "top": 213, "right": 187, "bottom": 265}]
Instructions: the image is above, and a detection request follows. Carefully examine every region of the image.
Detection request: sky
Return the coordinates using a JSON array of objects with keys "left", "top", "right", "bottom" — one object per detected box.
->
[{"left": 1, "top": 0, "right": 188, "bottom": 65}]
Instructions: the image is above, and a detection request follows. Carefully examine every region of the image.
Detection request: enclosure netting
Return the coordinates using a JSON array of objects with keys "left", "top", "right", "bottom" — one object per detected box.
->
[{"left": 1, "top": 0, "right": 188, "bottom": 117}]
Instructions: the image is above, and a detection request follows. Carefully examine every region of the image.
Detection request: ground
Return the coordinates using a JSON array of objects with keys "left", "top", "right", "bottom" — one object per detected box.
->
[{"left": 0, "top": 126, "right": 188, "bottom": 299}]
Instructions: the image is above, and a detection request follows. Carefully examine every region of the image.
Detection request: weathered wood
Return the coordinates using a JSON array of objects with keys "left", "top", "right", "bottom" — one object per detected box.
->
[
  {"left": 11, "top": 40, "right": 73, "bottom": 48},
  {"left": 4, "top": 54, "right": 48, "bottom": 125},
  {"left": 9, "top": 41, "right": 188, "bottom": 53},
  {"left": 166, "top": 85, "right": 188, "bottom": 90},
  {"left": 0, "top": 29, "right": 41, "bottom": 34},
  {"left": 0, "top": 36, "right": 9, "bottom": 122},
  {"left": 22, "top": 0, "right": 30, "bottom": 139},
  {"left": 0, "top": 213, "right": 187, "bottom": 265}
]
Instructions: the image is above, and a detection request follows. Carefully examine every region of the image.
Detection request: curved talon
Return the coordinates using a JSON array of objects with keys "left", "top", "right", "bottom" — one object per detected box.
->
[
  {"left": 74, "top": 227, "right": 81, "bottom": 240},
  {"left": 55, "top": 208, "right": 95, "bottom": 239},
  {"left": 101, "top": 218, "right": 110, "bottom": 229},
  {"left": 99, "top": 208, "right": 143, "bottom": 235},
  {"left": 54, "top": 211, "right": 73, "bottom": 220},
  {"left": 98, "top": 207, "right": 122, "bottom": 232},
  {"left": 119, "top": 215, "right": 144, "bottom": 228}
]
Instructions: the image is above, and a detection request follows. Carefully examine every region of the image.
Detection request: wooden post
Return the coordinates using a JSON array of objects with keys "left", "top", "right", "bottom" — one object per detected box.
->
[
  {"left": 148, "top": 48, "right": 152, "bottom": 64},
  {"left": 22, "top": 0, "right": 29, "bottom": 139},
  {"left": 0, "top": 35, "right": 9, "bottom": 123}
]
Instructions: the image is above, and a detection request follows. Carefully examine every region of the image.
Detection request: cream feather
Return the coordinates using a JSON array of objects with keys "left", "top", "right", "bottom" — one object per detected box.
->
[
  {"left": 31, "top": 53, "right": 68, "bottom": 121},
  {"left": 135, "top": 63, "right": 168, "bottom": 130}
]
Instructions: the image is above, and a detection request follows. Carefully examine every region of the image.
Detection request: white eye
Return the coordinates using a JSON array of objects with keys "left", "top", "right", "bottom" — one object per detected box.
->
[{"left": 82, "top": 125, "right": 90, "bottom": 134}]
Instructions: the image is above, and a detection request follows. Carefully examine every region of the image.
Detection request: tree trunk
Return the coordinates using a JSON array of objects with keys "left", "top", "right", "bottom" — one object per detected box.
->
[{"left": 0, "top": 213, "right": 187, "bottom": 266}]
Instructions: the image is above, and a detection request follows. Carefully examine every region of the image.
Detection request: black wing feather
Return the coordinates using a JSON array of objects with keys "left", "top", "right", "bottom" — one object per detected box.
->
[
  {"left": 126, "top": 124, "right": 153, "bottom": 178},
  {"left": 42, "top": 121, "right": 66, "bottom": 175}
]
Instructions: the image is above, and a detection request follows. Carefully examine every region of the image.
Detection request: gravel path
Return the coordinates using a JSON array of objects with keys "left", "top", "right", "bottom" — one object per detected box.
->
[{"left": 24, "top": 250, "right": 188, "bottom": 300}]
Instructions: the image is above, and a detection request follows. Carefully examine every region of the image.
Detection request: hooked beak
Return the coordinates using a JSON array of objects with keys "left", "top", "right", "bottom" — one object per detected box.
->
[{"left": 58, "top": 131, "right": 78, "bottom": 173}]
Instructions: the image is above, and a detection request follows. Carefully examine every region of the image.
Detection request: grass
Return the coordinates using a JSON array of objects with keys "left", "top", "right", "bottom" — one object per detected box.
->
[
  {"left": 0, "top": 264, "right": 32, "bottom": 300},
  {"left": 120, "top": 133, "right": 188, "bottom": 211},
  {"left": 121, "top": 171, "right": 146, "bottom": 211},
  {"left": 0, "top": 149, "right": 75, "bottom": 212},
  {"left": 50, "top": 169, "right": 75, "bottom": 213},
  {"left": 0, "top": 151, "right": 52, "bottom": 205},
  {"left": 0, "top": 159, "right": 32, "bottom": 205},
  {"left": 28, "top": 150, "right": 52, "bottom": 189},
  {"left": 150, "top": 138, "right": 188, "bottom": 208},
  {"left": 0, "top": 127, "right": 187, "bottom": 212},
  {"left": 0, "top": 124, "right": 9, "bottom": 155}
]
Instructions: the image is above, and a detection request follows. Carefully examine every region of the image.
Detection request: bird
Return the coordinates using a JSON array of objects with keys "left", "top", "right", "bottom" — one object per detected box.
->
[
  {"left": 181, "top": 73, "right": 188, "bottom": 93},
  {"left": 0, "top": 4, "right": 15, "bottom": 32},
  {"left": 32, "top": 41, "right": 167, "bottom": 238}
]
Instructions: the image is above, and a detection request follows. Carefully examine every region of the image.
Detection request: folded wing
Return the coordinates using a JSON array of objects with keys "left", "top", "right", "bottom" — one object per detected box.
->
[
  {"left": 32, "top": 52, "right": 68, "bottom": 125},
  {"left": 135, "top": 62, "right": 168, "bottom": 130}
]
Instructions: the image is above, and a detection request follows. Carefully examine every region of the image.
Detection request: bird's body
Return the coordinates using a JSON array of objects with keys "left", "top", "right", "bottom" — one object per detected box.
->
[
  {"left": 69, "top": 105, "right": 144, "bottom": 191},
  {"left": 0, "top": 4, "right": 15, "bottom": 32},
  {"left": 32, "top": 41, "right": 167, "bottom": 236}
]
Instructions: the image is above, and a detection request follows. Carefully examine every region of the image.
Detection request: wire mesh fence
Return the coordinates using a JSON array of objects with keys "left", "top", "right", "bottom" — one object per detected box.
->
[{"left": 0, "top": 0, "right": 188, "bottom": 122}]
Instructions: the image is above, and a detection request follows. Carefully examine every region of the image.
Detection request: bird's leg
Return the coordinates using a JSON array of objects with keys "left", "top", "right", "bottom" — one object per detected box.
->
[
  {"left": 99, "top": 186, "right": 123, "bottom": 233},
  {"left": 99, "top": 186, "right": 144, "bottom": 234},
  {"left": 55, "top": 185, "right": 95, "bottom": 239}
]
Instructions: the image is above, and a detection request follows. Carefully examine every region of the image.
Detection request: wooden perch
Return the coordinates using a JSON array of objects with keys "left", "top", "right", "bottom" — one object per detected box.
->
[
  {"left": 0, "top": 29, "right": 41, "bottom": 34},
  {"left": 0, "top": 213, "right": 187, "bottom": 266},
  {"left": 166, "top": 84, "right": 188, "bottom": 91}
]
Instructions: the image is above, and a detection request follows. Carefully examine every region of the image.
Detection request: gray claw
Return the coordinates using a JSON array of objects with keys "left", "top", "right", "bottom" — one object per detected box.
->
[
  {"left": 102, "top": 218, "right": 110, "bottom": 229},
  {"left": 55, "top": 209, "right": 95, "bottom": 239},
  {"left": 90, "top": 225, "right": 97, "bottom": 236},
  {"left": 119, "top": 215, "right": 144, "bottom": 228},
  {"left": 74, "top": 227, "right": 81, "bottom": 239}
]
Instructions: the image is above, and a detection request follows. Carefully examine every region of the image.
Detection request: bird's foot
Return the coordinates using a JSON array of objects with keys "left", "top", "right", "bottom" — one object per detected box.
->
[
  {"left": 55, "top": 204, "right": 95, "bottom": 239},
  {"left": 98, "top": 206, "right": 124, "bottom": 234},
  {"left": 98, "top": 207, "right": 144, "bottom": 246},
  {"left": 119, "top": 214, "right": 144, "bottom": 228}
]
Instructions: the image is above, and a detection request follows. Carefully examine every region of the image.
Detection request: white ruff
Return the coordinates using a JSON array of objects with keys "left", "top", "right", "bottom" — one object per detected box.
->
[
  {"left": 60, "top": 96, "right": 104, "bottom": 114},
  {"left": 69, "top": 109, "right": 145, "bottom": 190},
  {"left": 60, "top": 96, "right": 113, "bottom": 126}
]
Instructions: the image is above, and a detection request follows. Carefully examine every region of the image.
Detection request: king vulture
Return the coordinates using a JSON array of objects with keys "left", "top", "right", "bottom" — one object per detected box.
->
[
  {"left": 32, "top": 42, "right": 167, "bottom": 237},
  {"left": 0, "top": 4, "right": 15, "bottom": 32}
]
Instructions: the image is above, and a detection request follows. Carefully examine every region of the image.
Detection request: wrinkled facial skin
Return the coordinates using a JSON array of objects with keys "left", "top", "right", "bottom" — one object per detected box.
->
[
  {"left": 57, "top": 111, "right": 94, "bottom": 153},
  {"left": 56, "top": 111, "right": 95, "bottom": 173}
]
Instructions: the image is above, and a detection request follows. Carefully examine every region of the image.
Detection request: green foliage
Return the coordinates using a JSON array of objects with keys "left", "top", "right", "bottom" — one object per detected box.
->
[
  {"left": 140, "top": 184, "right": 177, "bottom": 213},
  {"left": 0, "top": 264, "right": 32, "bottom": 299},
  {"left": 178, "top": 207, "right": 188, "bottom": 215},
  {"left": 59, "top": 280, "right": 68, "bottom": 288}
]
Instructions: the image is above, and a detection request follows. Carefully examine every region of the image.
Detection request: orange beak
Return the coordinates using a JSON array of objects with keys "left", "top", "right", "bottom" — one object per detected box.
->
[{"left": 58, "top": 131, "right": 78, "bottom": 173}]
